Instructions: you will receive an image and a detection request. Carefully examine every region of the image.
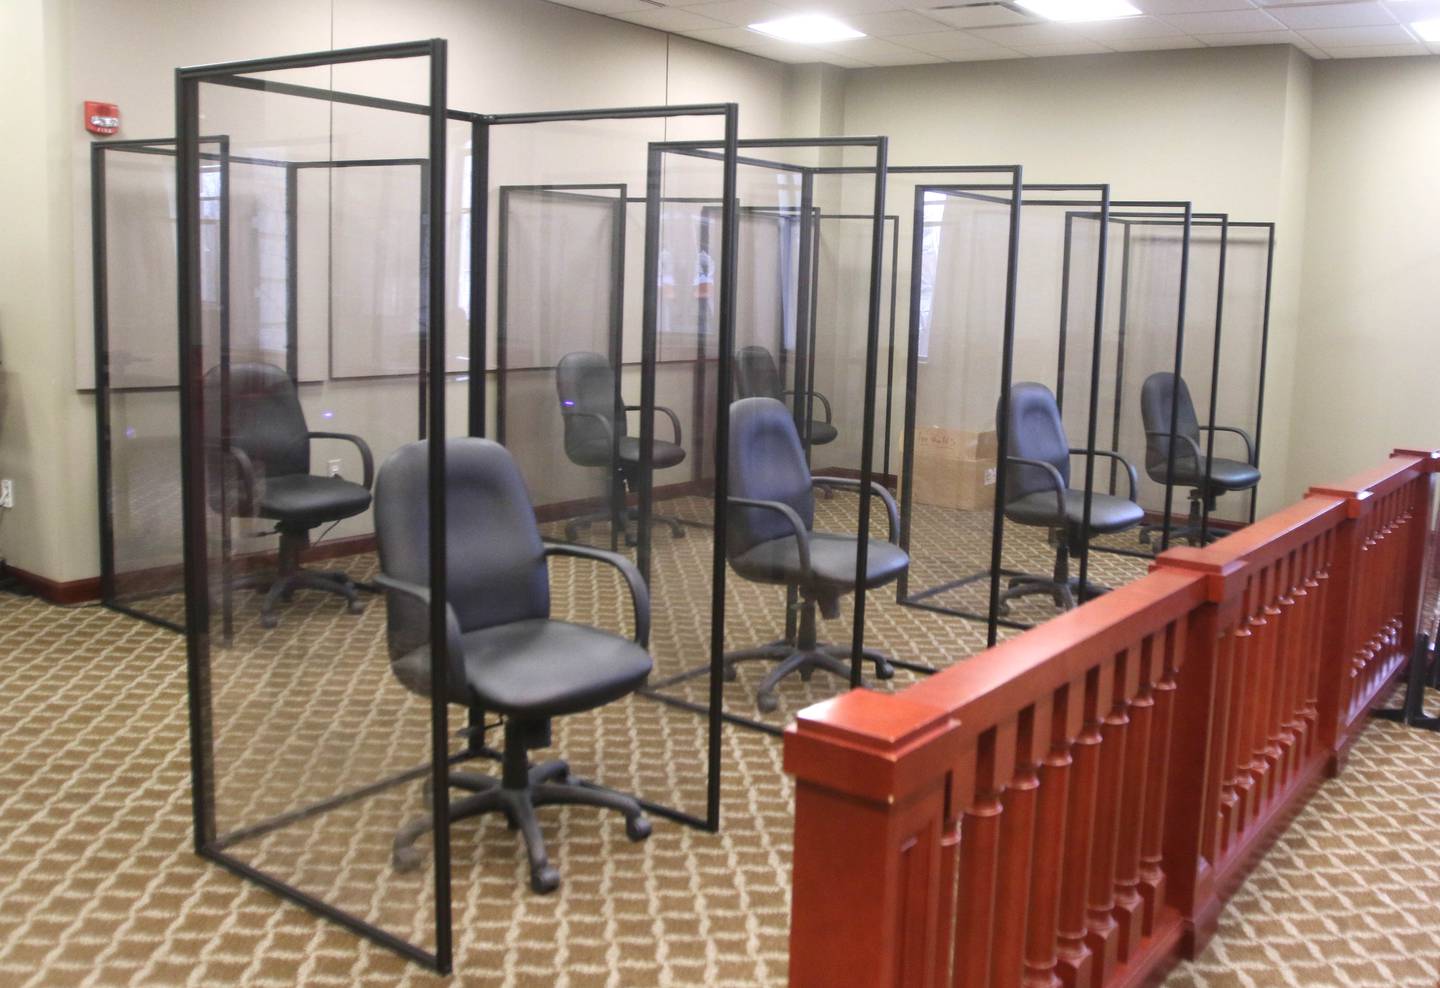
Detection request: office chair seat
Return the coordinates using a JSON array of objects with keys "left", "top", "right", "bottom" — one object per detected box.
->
[
  {"left": 732, "top": 532, "right": 910, "bottom": 594},
  {"left": 257, "top": 474, "right": 373, "bottom": 530},
  {"left": 1169, "top": 456, "right": 1260, "bottom": 492},
  {"left": 391, "top": 618, "right": 652, "bottom": 718},
  {"left": 568, "top": 435, "right": 687, "bottom": 471},
  {"left": 1004, "top": 489, "right": 1145, "bottom": 535}
]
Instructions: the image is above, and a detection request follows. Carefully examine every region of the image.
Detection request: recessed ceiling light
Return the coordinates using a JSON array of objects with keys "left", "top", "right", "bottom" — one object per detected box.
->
[
  {"left": 1413, "top": 17, "right": 1440, "bottom": 41},
  {"left": 748, "top": 13, "right": 866, "bottom": 44},
  {"left": 1015, "top": 0, "right": 1142, "bottom": 22}
]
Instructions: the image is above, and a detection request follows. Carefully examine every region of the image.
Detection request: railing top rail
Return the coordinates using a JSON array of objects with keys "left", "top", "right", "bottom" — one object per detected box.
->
[
  {"left": 1158, "top": 493, "right": 1347, "bottom": 585},
  {"left": 892, "top": 567, "right": 1206, "bottom": 739},
  {"left": 1310, "top": 451, "right": 1436, "bottom": 511}
]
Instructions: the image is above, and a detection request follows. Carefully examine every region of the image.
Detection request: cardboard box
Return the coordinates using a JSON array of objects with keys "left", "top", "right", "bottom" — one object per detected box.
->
[{"left": 906, "top": 427, "right": 998, "bottom": 512}]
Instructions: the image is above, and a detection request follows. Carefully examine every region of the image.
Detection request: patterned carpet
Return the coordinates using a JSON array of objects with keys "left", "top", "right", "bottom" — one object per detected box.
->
[{"left": 0, "top": 493, "right": 1436, "bottom": 986}]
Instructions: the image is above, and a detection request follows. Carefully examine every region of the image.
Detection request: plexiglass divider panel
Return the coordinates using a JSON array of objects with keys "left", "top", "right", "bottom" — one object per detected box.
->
[
  {"left": 93, "top": 140, "right": 195, "bottom": 631},
  {"left": 640, "top": 138, "right": 888, "bottom": 737},
  {"left": 895, "top": 176, "right": 1139, "bottom": 646},
  {"left": 481, "top": 108, "right": 737, "bottom": 831},
  {"left": 1207, "top": 221, "right": 1274, "bottom": 530},
  {"left": 177, "top": 41, "right": 452, "bottom": 971},
  {"left": 1089, "top": 202, "right": 1195, "bottom": 560}
]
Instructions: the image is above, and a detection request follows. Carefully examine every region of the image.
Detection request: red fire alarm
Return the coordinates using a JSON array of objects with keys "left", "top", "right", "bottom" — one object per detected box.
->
[{"left": 84, "top": 101, "right": 120, "bottom": 136}]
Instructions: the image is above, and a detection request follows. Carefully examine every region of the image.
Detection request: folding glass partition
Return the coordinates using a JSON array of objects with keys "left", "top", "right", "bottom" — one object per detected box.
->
[
  {"left": 897, "top": 176, "right": 1136, "bottom": 646},
  {"left": 92, "top": 139, "right": 193, "bottom": 631},
  {"left": 482, "top": 106, "right": 737, "bottom": 830},
  {"left": 640, "top": 137, "right": 890, "bottom": 737}
]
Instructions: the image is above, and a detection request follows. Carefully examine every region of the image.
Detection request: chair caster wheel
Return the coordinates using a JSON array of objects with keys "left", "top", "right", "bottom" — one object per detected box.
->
[
  {"left": 392, "top": 845, "right": 423, "bottom": 872},
  {"left": 530, "top": 864, "right": 561, "bottom": 894},
  {"left": 874, "top": 661, "right": 895, "bottom": 681},
  {"left": 347, "top": 599, "right": 366, "bottom": 615},
  {"left": 722, "top": 665, "right": 737, "bottom": 683},
  {"left": 260, "top": 613, "right": 279, "bottom": 629},
  {"left": 625, "top": 816, "right": 652, "bottom": 842},
  {"left": 799, "top": 665, "right": 815, "bottom": 682},
  {"left": 757, "top": 692, "right": 779, "bottom": 714},
  {"left": 671, "top": 526, "right": 687, "bottom": 540}
]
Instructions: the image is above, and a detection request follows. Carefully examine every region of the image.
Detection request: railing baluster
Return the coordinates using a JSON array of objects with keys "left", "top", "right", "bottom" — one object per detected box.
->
[
  {"left": 1024, "top": 684, "right": 1081, "bottom": 988},
  {"left": 1084, "top": 650, "right": 1130, "bottom": 980},
  {"left": 994, "top": 708, "right": 1041, "bottom": 988},
  {"left": 1113, "top": 636, "right": 1157, "bottom": 961},
  {"left": 953, "top": 727, "right": 1005, "bottom": 988},
  {"left": 1056, "top": 665, "right": 1104, "bottom": 988},
  {"left": 1139, "top": 619, "right": 1180, "bottom": 933}
]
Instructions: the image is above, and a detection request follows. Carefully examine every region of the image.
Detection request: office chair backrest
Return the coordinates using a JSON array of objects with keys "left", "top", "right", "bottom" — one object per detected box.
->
[
  {"left": 733, "top": 345, "right": 783, "bottom": 400},
  {"left": 556, "top": 351, "right": 625, "bottom": 463},
  {"left": 726, "top": 397, "right": 815, "bottom": 558},
  {"left": 375, "top": 438, "right": 551, "bottom": 667},
  {"left": 1140, "top": 372, "right": 1201, "bottom": 477},
  {"left": 205, "top": 362, "right": 311, "bottom": 477},
  {"left": 999, "top": 382, "right": 1071, "bottom": 504}
]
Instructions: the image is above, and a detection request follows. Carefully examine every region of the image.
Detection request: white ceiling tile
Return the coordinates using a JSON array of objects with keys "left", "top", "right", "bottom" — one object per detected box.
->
[
  {"left": 680, "top": 25, "right": 771, "bottom": 46},
  {"left": 1106, "top": 34, "right": 1207, "bottom": 48},
  {"left": 1131, "top": 0, "right": 1253, "bottom": 12},
  {"left": 1070, "top": 14, "right": 1190, "bottom": 39},
  {"left": 1299, "top": 22, "right": 1417, "bottom": 43},
  {"left": 1159, "top": 8, "right": 1286, "bottom": 33},
  {"left": 1268, "top": 1, "right": 1396, "bottom": 30},
  {"left": 546, "top": 0, "right": 662, "bottom": 14},
  {"left": 1323, "top": 40, "right": 1429, "bottom": 54},
  {"left": 1013, "top": 40, "right": 1115, "bottom": 55},
  {"left": 735, "top": 40, "right": 834, "bottom": 62},
  {"left": 611, "top": 6, "right": 729, "bottom": 31},
  {"left": 971, "top": 21, "right": 1086, "bottom": 44},
  {"left": 1199, "top": 29, "right": 1304, "bottom": 44},
  {"left": 847, "top": 10, "right": 955, "bottom": 36},
  {"left": 818, "top": 36, "right": 944, "bottom": 62},
  {"left": 943, "top": 47, "right": 1028, "bottom": 61},
  {"left": 683, "top": 0, "right": 793, "bottom": 27},
  {"left": 887, "top": 29, "right": 1008, "bottom": 53},
  {"left": 776, "top": 0, "right": 906, "bottom": 12},
  {"left": 923, "top": 5, "right": 1037, "bottom": 29}
]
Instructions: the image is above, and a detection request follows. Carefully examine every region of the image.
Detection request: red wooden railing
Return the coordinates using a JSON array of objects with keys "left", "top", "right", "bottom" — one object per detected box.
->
[{"left": 785, "top": 448, "right": 1438, "bottom": 988}]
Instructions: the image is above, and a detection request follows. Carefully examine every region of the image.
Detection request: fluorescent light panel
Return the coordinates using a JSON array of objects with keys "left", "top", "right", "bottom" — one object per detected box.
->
[
  {"left": 1414, "top": 17, "right": 1440, "bottom": 41},
  {"left": 1015, "top": 0, "right": 1142, "bottom": 22},
  {"left": 748, "top": 13, "right": 865, "bottom": 44}
]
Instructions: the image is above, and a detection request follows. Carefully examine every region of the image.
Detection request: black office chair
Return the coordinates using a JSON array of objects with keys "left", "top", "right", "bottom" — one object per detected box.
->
[
  {"left": 1139, "top": 372, "right": 1260, "bottom": 547},
  {"left": 555, "top": 351, "right": 687, "bottom": 545},
  {"left": 374, "top": 437, "right": 654, "bottom": 894},
  {"left": 723, "top": 396, "right": 907, "bottom": 713},
  {"left": 733, "top": 345, "right": 836, "bottom": 447},
  {"left": 998, "top": 382, "right": 1144, "bottom": 613},
  {"left": 204, "top": 362, "right": 373, "bottom": 628}
]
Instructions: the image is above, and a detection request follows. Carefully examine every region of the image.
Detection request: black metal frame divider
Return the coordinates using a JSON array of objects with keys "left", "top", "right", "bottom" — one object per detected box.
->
[
  {"left": 894, "top": 172, "right": 1120, "bottom": 648},
  {"left": 94, "top": 138, "right": 427, "bottom": 635},
  {"left": 636, "top": 136, "right": 890, "bottom": 739},
  {"left": 174, "top": 39, "right": 741, "bottom": 974}
]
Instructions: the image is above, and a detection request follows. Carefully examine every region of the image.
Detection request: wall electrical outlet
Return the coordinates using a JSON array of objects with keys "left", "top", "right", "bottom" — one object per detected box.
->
[
  {"left": 983, "top": 467, "right": 997, "bottom": 487},
  {"left": 327, "top": 460, "right": 343, "bottom": 478},
  {"left": 0, "top": 480, "right": 14, "bottom": 509}
]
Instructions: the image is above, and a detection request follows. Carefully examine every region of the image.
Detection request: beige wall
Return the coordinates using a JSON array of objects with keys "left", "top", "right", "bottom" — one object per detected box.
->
[{"left": 1292, "top": 55, "right": 1440, "bottom": 489}]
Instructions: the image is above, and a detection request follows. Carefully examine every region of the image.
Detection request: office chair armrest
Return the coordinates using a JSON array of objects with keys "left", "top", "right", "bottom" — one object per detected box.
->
[
  {"left": 810, "top": 476, "right": 901, "bottom": 544},
  {"left": 728, "top": 496, "right": 814, "bottom": 579},
  {"left": 543, "top": 543, "right": 650, "bottom": 647},
  {"left": 373, "top": 574, "right": 467, "bottom": 694},
  {"left": 623, "top": 404, "right": 683, "bottom": 447},
  {"left": 1069, "top": 449, "right": 1139, "bottom": 503},
  {"left": 782, "top": 389, "right": 834, "bottom": 423},
  {"left": 206, "top": 441, "right": 258, "bottom": 505},
  {"left": 1005, "top": 456, "right": 1068, "bottom": 524},
  {"left": 1199, "top": 425, "right": 1256, "bottom": 465},
  {"left": 308, "top": 431, "right": 375, "bottom": 489}
]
